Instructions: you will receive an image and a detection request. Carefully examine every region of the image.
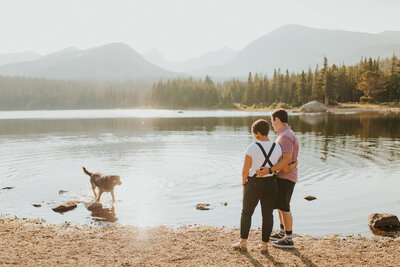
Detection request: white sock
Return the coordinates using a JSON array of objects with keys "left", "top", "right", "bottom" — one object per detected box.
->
[
  {"left": 285, "top": 231, "right": 293, "bottom": 240},
  {"left": 279, "top": 225, "right": 285, "bottom": 235}
]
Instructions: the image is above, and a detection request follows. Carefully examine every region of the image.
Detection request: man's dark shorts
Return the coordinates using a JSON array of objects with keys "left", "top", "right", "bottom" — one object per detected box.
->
[{"left": 276, "top": 178, "right": 296, "bottom": 212}]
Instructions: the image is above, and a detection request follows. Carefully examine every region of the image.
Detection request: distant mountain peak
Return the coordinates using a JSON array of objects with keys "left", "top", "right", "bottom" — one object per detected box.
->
[
  {"left": 46, "top": 47, "right": 78, "bottom": 56},
  {"left": 0, "top": 43, "right": 173, "bottom": 80},
  {"left": 270, "top": 24, "right": 314, "bottom": 33},
  {"left": 98, "top": 42, "right": 131, "bottom": 49},
  {"left": 142, "top": 48, "right": 165, "bottom": 62}
]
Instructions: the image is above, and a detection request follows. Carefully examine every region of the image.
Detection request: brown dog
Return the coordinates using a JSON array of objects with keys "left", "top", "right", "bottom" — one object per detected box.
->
[{"left": 82, "top": 167, "right": 122, "bottom": 202}]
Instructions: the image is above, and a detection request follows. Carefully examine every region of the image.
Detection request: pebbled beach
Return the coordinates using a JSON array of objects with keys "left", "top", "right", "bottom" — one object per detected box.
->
[{"left": 1, "top": 217, "right": 399, "bottom": 267}]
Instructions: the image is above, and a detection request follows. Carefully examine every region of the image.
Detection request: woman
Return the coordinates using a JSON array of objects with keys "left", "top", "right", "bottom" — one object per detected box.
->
[{"left": 232, "top": 119, "right": 296, "bottom": 252}]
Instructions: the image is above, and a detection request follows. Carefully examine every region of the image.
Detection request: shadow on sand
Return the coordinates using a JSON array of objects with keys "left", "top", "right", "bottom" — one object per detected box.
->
[
  {"left": 240, "top": 250, "right": 264, "bottom": 267},
  {"left": 272, "top": 247, "right": 317, "bottom": 267}
]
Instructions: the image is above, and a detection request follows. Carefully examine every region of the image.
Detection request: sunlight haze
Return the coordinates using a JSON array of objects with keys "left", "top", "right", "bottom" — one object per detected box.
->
[{"left": 0, "top": 0, "right": 399, "bottom": 60}]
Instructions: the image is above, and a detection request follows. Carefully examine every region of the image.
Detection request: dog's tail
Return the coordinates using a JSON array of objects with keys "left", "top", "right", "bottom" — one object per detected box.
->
[{"left": 82, "top": 166, "right": 92, "bottom": 176}]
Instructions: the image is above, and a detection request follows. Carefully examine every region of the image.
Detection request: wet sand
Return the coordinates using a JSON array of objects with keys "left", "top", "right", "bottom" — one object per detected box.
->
[{"left": 1, "top": 217, "right": 399, "bottom": 266}]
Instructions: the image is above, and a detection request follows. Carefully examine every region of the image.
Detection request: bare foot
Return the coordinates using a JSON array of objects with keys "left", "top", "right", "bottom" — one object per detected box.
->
[
  {"left": 259, "top": 242, "right": 268, "bottom": 253},
  {"left": 232, "top": 241, "right": 247, "bottom": 251}
]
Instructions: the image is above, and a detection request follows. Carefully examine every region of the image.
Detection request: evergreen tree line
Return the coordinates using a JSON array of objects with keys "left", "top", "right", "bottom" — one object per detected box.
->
[
  {"left": 0, "top": 76, "right": 150, "bottom": 110},
  {"left": 151, "top": 55, "right": 400, "bottom": 108},
  {"left": 0, "top": 55, "right": 399, "bottom": 110}
]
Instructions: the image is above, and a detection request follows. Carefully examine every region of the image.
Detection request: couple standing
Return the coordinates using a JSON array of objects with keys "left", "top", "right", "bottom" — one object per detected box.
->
[{"left": 233, "top": 109, "right": 299, "bottom": 252}]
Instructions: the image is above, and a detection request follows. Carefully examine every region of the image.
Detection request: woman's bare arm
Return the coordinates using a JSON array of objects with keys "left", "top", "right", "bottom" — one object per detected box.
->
[{"left": 242, "top": 155, "right": 252, "bottom": 185}]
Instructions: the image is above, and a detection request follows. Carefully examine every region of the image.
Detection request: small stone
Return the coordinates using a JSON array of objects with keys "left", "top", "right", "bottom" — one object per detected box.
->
[
  {"left": 304, "top": 196, "right": 317, "bottom": 201},
  {"left": 32, "top": 204, "right": 41, "bottom": 207},
  {"left": 58, "top": 190, "right": 68, "bottom": 194},
  {"left": 223, "top": 202, "right": 228, "bottom": 206},
  {"left": 196, "top": 203, "right": 210, "bottom": 210},
  {"left": 52, "top": 201, "right": 80, "bottom": 213}
]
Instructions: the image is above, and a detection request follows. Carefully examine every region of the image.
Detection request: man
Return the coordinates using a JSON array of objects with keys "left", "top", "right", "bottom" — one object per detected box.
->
[{"left": 257, "top": 109, "right": 299, "bottom": 248}]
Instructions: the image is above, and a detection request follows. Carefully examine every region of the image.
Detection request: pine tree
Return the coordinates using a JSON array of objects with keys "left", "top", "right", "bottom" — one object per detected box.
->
[
  {"left": 312, "top": 65, "right": 323, "bottom": 102},
  {"left": 296, "top": 71, "right": 308, "bottom": 104},
  {"left": 253, "top": 73, "right": 263, "bottom": 105},
  {"left": 387, "top": 54, "right": 400, "bottom": 101},
  {"left": 263, "top": 75, "right": 271, "bottom": 105},
  {"left": 357, "top": 71, "right": 386, "bottom": 102},
  {"left": 242, "top": 72, "right": 255, "bottom": 106}
]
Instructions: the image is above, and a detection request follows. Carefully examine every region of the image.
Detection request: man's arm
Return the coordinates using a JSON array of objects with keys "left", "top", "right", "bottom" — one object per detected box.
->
[
  {"left": 282, "top": 160, "right": 297, "bottom": 172},
  {"left": 256, "top": 152, "right": 292, "bottom": 177},
  {"left": 242, "top": 155, "right": 252, "bottom": 185}
]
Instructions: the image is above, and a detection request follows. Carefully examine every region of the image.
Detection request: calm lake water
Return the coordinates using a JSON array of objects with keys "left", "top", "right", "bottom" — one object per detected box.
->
[{"left": 0, "top": 109, "right": 399, "bottom": 236}]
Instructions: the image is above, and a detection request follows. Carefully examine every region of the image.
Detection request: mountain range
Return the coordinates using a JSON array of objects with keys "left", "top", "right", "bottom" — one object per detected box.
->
[
  {"left": 0, "top": 43, "right": 173, "bottom": 80},
  {"left": 0, "top": 51, "right": 41, "bottom": 66},
  {"left": 1, "top": 24, "right": 400, "bottom": 80}
]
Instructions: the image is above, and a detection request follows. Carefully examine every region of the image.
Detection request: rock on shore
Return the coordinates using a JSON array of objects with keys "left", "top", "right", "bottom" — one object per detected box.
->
[
  {"left": 300, "top": 101, "right": 328, "bottom": 113},
  {"left": 369, "top": 213, "right": 400, "bottom": 229}
]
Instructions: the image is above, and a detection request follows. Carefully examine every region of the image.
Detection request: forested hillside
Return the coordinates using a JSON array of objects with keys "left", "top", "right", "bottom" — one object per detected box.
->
[{"left": 1, "top": 55, "right": 399, "bottom": 110}]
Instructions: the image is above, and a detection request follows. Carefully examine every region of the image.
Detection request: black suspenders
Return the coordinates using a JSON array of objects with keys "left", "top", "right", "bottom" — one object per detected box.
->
[{"left": 252, "top": 142, "right": 276, "bottom": 177}]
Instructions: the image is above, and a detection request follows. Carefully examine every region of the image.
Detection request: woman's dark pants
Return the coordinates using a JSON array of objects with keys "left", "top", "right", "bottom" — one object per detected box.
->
[{"left": 240, "top": 176, "right": 278, "bottom": 242}]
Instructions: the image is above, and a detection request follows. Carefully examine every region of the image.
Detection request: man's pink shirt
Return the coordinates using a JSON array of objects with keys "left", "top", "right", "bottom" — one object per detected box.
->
[{"left": 275, "top": 125, "right": 299, "bottom": 183}]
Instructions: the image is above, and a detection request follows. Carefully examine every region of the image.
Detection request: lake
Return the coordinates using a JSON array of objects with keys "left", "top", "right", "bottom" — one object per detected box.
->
[{"left": 0, "top": 109, "right": 399, "bottom": 236}]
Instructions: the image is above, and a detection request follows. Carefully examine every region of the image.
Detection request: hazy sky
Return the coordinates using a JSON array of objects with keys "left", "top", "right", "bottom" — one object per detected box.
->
[{"left": 1, "top": 0, "right": 399, "bottom": 61}]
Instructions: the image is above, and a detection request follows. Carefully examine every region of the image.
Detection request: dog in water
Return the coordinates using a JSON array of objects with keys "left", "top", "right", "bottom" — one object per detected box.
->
[{"left": 82, "top": 167, "right": 122, "bottom": 202}]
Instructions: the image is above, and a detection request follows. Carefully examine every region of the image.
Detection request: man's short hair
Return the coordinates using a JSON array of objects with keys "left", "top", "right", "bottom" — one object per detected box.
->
[
  {"left": 252, "top": 119, "right": 270, "bottom": 136},
  {"left": 272, "top": 109, "right": 288, "bottom": 123}
]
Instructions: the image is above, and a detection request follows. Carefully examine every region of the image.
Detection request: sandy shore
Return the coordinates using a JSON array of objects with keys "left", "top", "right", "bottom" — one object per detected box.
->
[
  {"left": 1, "top": 217, "right": 400, "bottom": 266},
  {"left": 235, "top": 103, "right": 400, "bottom": 113},
  {"left": 327, "top": 103, "right": 400, "bottom": 113}
]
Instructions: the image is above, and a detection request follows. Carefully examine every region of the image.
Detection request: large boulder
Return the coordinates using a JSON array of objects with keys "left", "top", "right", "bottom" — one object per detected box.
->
[
  {"left": 299, "top": 101, "right": 328, "bottom": 113},
  {"left": 368, "top": 213, "right": 400, "bottom": 229},
  {"left": 52, "top": 201, "right": 80, "bottom": 213}
]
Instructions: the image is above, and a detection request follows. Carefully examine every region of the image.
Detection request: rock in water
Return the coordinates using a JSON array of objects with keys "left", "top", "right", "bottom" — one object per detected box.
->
[
  {"left": 2, "top": 186, "right": 14, "bottom": 190},
  {"left": 52, "top": 201, "right": 80, "bottom": 213},
  {"left": 299, "top": 101, "right": 328, "bottom": 113},
  {"left": 369, "top": 213, "right": 400, "bottom": 229},
  {"left": 196, "top": 203, "right": 210, "bottom": 210},
  {"left": 87, "top": 202, "right": 102, "bottom": 211},
  {"left": 304, "top": 196, "right": 317, "bottom": 201}
]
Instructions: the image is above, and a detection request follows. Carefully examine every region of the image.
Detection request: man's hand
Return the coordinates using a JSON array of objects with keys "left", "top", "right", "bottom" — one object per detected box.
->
[
  {"left": 256, "top": 167, "right": 269, "bottom": 177},
  {"left": 257, "top": 159, "right": 298, "bottom": 177}
]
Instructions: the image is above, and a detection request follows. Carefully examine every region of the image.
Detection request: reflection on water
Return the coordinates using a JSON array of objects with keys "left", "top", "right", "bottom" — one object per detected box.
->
[
  {"left": 90, "top": 205, "right": 118, "bottom": 223},
  {"left": 369, "top": 226, "right": 400, "bottom": 238},
  {"left": 0, "top": 110, "right": 399, "bottom": 236}
]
